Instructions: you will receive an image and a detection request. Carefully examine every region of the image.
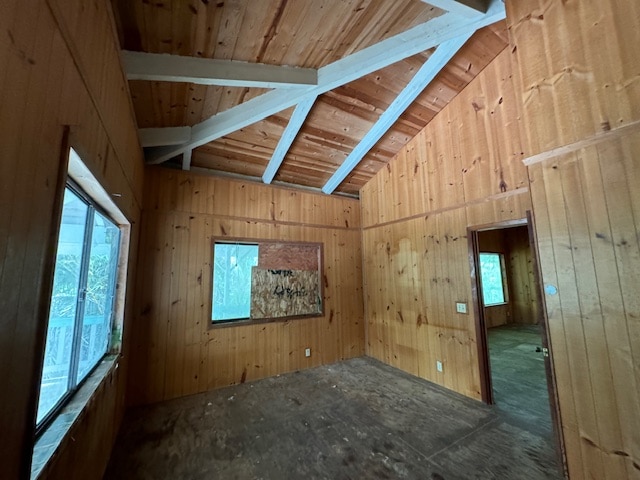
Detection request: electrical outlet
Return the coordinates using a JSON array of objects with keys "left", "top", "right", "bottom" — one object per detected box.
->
[
  {"left": 305, "top": 348, "right": 311, "bottom": 357},
  {"left": 456, "top": 302, "right": 467, "bottom": 314},
  {"left": 436, "top": 360, "right": 443, "bottom": 373}
]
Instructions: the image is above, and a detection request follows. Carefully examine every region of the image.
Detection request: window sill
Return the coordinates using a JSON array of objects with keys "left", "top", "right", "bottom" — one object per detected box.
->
[{"left": 31, "top": 355, "right": 120, "bottom": 479}]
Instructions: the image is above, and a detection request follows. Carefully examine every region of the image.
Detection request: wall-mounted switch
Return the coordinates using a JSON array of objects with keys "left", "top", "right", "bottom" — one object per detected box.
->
[
  {"left": 456, "top": 302, "right": 467, "bottom": 314},
  {"left": 436, "top": 360, "right": 443, "bottom": 373},
  {"left": 305, "top": 348, "right": 311, "bottom": 357}
]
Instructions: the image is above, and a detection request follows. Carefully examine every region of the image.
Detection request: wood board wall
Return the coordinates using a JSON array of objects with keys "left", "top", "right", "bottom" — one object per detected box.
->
[
  {"left": 360, "top": 46, "right": 531, "bottom": 400},
  {"left": 128, "top": 168, "right": 364, "bottom": 405},
  {"left": 0, "top": 0, "right": 144, "bottom": 478},
  {"left": 508, "top": 0, "right": 640, "bottom": 477}
]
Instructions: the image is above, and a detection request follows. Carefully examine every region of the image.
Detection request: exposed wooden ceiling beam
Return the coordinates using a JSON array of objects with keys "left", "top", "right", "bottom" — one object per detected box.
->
[
  {"left": 421, "top": 0, "right": 487, "bottom": 18},
  {"left": 122, "top": 50, "right": 318, "bottom": 88},
  {"left": 322, "top": 33, "right": 473, "bottom": 194},
  {"left": 182, "top": 149, "right": 192, "bottom": 171},
  {"left": 139, "top": 126, "right": 191, "bottom": 148},
  {"left": 262, "top": 96, "right": 317, "bottom": 184},
  {"left": 144, "top": 0, "right": 505, "bottom": 167}
]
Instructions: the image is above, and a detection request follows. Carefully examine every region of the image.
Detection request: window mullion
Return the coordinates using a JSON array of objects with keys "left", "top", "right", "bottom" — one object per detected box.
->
[{"left": 68, "top": 205, "right": 94, "bottom": 390}]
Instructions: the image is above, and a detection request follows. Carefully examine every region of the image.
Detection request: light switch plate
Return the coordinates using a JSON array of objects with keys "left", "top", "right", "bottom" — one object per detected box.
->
[{"left": 456, "top": 302, "right": 467, "bottom": 314}]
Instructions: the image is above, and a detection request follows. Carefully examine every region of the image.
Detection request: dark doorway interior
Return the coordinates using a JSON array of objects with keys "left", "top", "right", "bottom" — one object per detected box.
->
[{"left": 476, "top": 225, "right": 556, "bottom": 439}]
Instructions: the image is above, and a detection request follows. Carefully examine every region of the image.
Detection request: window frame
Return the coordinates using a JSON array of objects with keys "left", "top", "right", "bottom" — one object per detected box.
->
[
  {"left": 209, "top": 237, "right": 324, "bottom": 328},
  {"left": 478, "top": 251, "right": 509, "bottom": 307},
  {"left": 35, "top": 178, "right": 121, "bottom": 435}
]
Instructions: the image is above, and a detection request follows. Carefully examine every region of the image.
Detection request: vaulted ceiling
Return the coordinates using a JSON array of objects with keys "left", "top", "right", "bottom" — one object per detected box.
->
[{"left": 111, "top": 0, "right": 509, "bottom": 196}]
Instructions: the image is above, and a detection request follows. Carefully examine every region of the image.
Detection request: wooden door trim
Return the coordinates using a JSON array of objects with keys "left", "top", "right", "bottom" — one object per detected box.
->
[
  {"left": 467, "top": 227, "right": 493, "bottom": 404},
  {"left": 526, "top": 210, "right": 568, "bottom": 478},
  {"left": 468, "top": 214, "right": 567, "bottom": 478}
]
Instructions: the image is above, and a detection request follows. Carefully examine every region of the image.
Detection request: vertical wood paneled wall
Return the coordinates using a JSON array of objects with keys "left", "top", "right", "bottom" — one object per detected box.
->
[
  {"left": 128, "top": 168, "right": 364, "bottom": 406},
  {"left": 360, "top": 47, "right": 532, "bottom": 399},
  {"left": 505, "top": 227, "right": 538, "bottom": 326},
  {"left": 0, "top": 0, "right": 143, "bottom": 478},
  {"left": 508, "top": 0, "right": 640, "bottom": 477}
]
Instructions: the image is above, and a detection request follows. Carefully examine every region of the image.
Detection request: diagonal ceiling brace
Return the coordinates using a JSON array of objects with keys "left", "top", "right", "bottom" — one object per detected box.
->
[
  {"left": 322, "top": 32, "right": 475, "bottom": 194},
  {"left": 262, "top": 96, "right": 318, "bottom": 184},
  {"left": 143, "top": 0, "right": 505, "bottom": 165}
]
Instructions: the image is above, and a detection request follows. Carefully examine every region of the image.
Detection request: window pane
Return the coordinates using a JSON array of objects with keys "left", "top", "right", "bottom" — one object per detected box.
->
[
  {"left": 479, "top": 252, "right": 506, "bottom": 306},
  {"left": 76, "top": 211, "right": 120, "bottom": 382},
  {"left": 212, "top": 244, "right": 259, "bottom": 321},
  {"left": 37, "top": 189, "right": 87, "bottom": 423}
]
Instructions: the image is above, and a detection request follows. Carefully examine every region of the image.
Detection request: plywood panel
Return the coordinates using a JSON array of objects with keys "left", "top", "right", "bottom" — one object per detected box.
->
[
  {"left": 130, "top": 167, "right": 364, "bottom": 405},
  {"left": 0, "top": 0, "right": 144, "bottom": 478},
  {"left": 250, "top": 269, "right": 321, "bottom": 319},
  {"left": 360, "top": 45, "right": 531, "bottom": 400}
]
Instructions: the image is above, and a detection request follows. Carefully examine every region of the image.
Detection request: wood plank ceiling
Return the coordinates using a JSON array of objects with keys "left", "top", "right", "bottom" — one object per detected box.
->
[{"left": 111, "top": 0, "right": 509, "bottom": 196}]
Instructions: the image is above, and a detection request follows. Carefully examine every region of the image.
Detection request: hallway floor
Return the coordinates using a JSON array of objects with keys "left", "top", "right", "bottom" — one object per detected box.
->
[
  {"left": 105, "top": 356, "right": 561, "bottom": 479},
  {"left": 487, "top": 324, "right": 557, "bottom": 440}
]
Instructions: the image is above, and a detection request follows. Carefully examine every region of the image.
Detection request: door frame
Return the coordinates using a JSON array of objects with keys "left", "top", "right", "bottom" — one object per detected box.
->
[{"left": 467, "top": 213, "right": 567, "bottom": 476}]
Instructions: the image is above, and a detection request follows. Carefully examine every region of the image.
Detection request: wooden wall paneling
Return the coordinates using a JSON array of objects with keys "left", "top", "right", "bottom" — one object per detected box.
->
[
  {"left": 561, "top": 153, "right": 628, "bottom": 478},
  {"left": 164, "top": 212, "right": 190, "bottom": 399},
  {"left": 589, "top": 137, "right": 640, "bottom": 473},
  {"left": 508, "top": 0, "right": 640, "bottom": 157},
  {"left": 130, "top": 169, "right": 363, "bottom": 405},
  {"left": 528, "top": 162, "right": 582, "bottom": 477},
  {"left": 505, "top": 227, "right": 538, "bottom": 325},
  {"left": 0, "top": 2, "right": 58, "bottom": 476},
  {"left": 539, "top": 157, "right": 606, "bottom": 478},
  {"left": 360, "top": 45, "right": 531, "bottom": 402},
  {"left": 1, "top": 0, "right": 144, "bottom": 477}
]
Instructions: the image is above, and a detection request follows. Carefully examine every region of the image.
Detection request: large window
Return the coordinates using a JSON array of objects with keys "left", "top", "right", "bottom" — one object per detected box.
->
[
  {"left": 212, "top": 243, "right": 259, "bottom": 321},
  {"left": 479, "top": 252, "right": 507, "bottom": 306},
  {"left": 37, "top": 182, "right": 121, "bottom": 427},
  {"left": 211, "top": 239, "right": 323, "bottom": 324}
]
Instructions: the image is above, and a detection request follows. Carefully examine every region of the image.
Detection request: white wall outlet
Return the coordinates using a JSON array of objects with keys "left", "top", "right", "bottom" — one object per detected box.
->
[
  {"left": 456, "top": 302, "right": 467, "bottom": 314},
  {"left": 305, "top": 348, "right": 311, "bottom": 357},
  {"left": 436, "top": 360, "right": 443, "bottom": 373}
]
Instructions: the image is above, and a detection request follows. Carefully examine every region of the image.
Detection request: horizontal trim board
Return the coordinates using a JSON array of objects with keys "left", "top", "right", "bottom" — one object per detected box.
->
[
  {"left": 362, "top": 187, "right": 530, "bottom": 230},
  {"left": 523, "top": 119, "right": 640, "bottom": 166},
  {"left": 145, "top": 209, "right": 360, "bottom": 232},
  {"left": 187, "top": 166, "right": 360, "bottom": 200}
]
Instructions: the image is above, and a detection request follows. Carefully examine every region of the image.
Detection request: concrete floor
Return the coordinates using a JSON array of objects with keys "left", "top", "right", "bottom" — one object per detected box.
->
[{"left": 105, "top": 354, "right": 561, "bottom": 479}]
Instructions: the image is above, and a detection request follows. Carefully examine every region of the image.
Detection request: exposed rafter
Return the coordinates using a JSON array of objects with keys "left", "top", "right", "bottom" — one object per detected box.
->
[
  {"left": 122, "top": 50, "right": 318, "bottom": 88},
  {"left": 143, "top": 0, "right": 505, "bottom": 167},
  {"left": 421, "top": 0, "right": 487, "bottom": 18},
  {"left": 322, "top": 33, "right": 474, "bottom": 194},
  {"left": 262, "top": 96, "right": 317, "bottom": 184},
  {"left": 182, "top": 149, "right": 192, "bottom": 171}
]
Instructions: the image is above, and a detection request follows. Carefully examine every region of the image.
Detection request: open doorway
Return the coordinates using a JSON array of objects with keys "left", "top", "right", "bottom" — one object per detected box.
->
[{"left": 468, "top": 218, "right": 565, "bottom": 471}]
